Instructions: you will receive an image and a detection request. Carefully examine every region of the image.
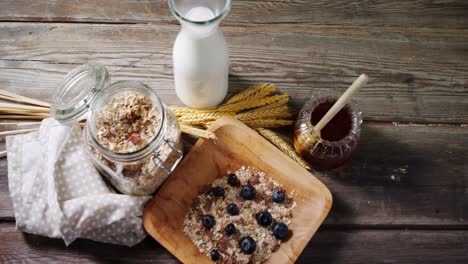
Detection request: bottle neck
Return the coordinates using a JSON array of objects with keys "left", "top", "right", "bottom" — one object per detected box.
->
[{"left": 180, "top": 20, "right": 220, "bottom": 38}]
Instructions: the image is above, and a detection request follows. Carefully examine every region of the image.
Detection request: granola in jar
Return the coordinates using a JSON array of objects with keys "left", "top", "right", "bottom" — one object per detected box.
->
[
  {"left": 50, "top": 64, "right": 183, "bottom": 196},
  {"left": 85, "top": 81, "right": 183, "bottom": 196},
  {"left": 95, "top": 93, "right": 160, "bottom": 153},
  {"left": 183, "top": 167, "right": 296, "bottom": 263}
]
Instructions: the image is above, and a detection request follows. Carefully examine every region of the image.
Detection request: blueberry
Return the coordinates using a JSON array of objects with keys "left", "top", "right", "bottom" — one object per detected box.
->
[
  {"left": 202, "top": 215, "right": 216, "bottom": 229},
  {"left": 272, "top": 190, "right": 286, "bottom": 203},
  {"left": 225, "top": 223, "right": 236, "bottom": 236},
  {"left": 210, "top": 249, "right": 220, "bottom": 261},
  {"left": 256, "top": 211, "right": 273, "bottom": 227},
  {"left": 212, "top": 186, "right": 225, "bottom": 197},
  {"left": 239, "top": 236, "right": 256, "bottom": 254},
  {"left": 227, "top": 173, "right": 239, "bottom": 186},
  {"left": 227, "top": 203, "right": 240, "bottom": 216},
  {"left": 240, "top": 184, "right": 256, "bottom": 200},
  {"left": 272, "top": 222, "right": 289, "bottom": 240}
]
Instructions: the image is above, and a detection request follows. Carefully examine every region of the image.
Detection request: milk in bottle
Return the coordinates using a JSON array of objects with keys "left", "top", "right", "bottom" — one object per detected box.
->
[{"left": 169, "top": 0, "right": 232, "bottom": 109}]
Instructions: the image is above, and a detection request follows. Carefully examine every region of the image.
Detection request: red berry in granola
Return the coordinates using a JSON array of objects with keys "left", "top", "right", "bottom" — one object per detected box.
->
[{"left": 128, "top": 133, "right": 141, "bottom": 144}]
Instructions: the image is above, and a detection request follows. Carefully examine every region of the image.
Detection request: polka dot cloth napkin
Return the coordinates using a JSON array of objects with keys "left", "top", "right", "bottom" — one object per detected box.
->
[{"left": 6, "top": 118, "right": 151, "bottom": 246}]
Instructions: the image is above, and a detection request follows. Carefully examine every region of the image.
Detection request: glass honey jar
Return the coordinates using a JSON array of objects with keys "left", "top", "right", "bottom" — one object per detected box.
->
[{"left": 294, "top": 92, "right": 362, "bottom": 170}]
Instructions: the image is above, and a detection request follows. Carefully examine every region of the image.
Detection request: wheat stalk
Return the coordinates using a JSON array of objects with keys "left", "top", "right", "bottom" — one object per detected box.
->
[
  {"left": 216, "top": 94, "right": 289, "bottom": 112},
  {"left": 0, "top": 122, "right": 41, "bottom": 126},
  {"left": 256, "top": 128, "right": 310, "bottom": 170},
  {"left": 252, "top": 96, "right": 289, "bottom": 111},
  {"left": 225, "top": 83, "right": 275, "bottom": 104},
  {"left": 235, "top": 106, "right": 292, "bottom": 121},
  {"left": 180, "top": 124, "right": 217, "bottom": 139},
  {"left": 0, "top": 90, "right": 50, "bottom": 108},
  {"left": 242, "top": 119, "right": 293, "bottom": 128},
  {"left": 0, "top": 103, "right": 50, "bottom": 113},
  {"left": 170, "top": 106, "right": 218, "bottom": 116},
  {"left": 178, "top": 111, "right": 235, "bottom": 125},
  {"left": 0, "top": 115, "right": 49, "bottom": 120},
  {"left": 0, "top": 128, "right": 39, "bottom": 136},
  {"left": 0, "top": 84, "right": 299, "bottom": 152},
  {"left": 0, "top": 110, "right": 50, "bottom": 116}
]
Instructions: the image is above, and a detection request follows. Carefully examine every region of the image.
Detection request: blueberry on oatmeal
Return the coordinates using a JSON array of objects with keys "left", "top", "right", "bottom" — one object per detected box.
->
[
  {"left": 224, "top": 223, "right": 236, "bottom": 236},
  {"left": 240, "top": 184, "right": 256, "bottom": 200},
  {"left": 227, "top": 173, "right": 239, "bottom": 186},
  {"left": 202, "top": 215, "right": 216, "bottom": 229},
  {"left": 239, "top": 236, "right": 256, "bottom": 254},
  {"left": 272, "top": 190, "right": 286, "bottom": 203},
  {"left": 272, "top": 222, "right": 289, "bottom": 240},
  {"left": 227, "top": 203, "right": 240, "bottom": 215},
  {"left": 210, "top": 249, "right": 220, "bottom": 261},
  {"left": 211, "top": 186, "right": 225, "bottom": 197},
  {"left": 184, "top": 167, "right": 296, "bottom": 263},
  {"left": 256, "top": 211, "right": 273, "bottom": 227}
]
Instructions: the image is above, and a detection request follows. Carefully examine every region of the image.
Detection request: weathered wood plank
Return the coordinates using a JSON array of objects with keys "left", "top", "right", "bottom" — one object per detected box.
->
[
  {"left": 0, "top": 0, "right": 467, "bottom": 29},
  {"left": 0, "top": 158, "right": 12, "bottom": 219},
  {"left": 0, "top": 223, "right": 467, "bottom": 263},
  {"left": 0, "top": 23, "right": 467, "bottom": 123},
  {"left": 1, "top": 123, "right": 467, "bottom": 225},
  {"left": 298, "top": 228, "right": 468, "bottom": 263}
]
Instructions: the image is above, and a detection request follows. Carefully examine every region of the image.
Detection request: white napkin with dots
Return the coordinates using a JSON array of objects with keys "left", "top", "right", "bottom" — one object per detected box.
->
[{"left": 6, "top": 118, "right": 151, "bottom": 246}]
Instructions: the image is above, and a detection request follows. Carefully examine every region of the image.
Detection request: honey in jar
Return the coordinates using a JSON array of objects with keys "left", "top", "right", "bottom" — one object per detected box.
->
[{"left": 294, "top": 92, "right": 362, "bottom": 170}]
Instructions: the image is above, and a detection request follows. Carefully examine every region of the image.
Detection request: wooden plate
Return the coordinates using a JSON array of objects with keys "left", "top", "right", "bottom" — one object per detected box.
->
[{"left": 143, "top": 116, "right": 332, "bottom": 263}]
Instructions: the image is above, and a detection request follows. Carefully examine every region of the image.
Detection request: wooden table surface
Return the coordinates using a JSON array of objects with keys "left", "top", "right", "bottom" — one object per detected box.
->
[{"left": 0, "top": 1, "right": 467, "bottom": 263}]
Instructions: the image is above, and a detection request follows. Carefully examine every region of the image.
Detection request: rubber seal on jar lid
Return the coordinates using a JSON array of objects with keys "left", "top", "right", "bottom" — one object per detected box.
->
[{"left": 50, "top": 64, "right": 110, "bottom": 123}]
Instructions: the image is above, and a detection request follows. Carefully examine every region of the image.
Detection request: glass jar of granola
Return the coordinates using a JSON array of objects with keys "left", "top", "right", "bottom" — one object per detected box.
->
[{"left": 50, "top": 64, "right": 183, "bottom": 195}]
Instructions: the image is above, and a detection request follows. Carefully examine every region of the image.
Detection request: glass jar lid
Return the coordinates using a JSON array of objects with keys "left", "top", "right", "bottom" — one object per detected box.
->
[{"left": 50, "top": 64, "right": 110, "bottom": 122}]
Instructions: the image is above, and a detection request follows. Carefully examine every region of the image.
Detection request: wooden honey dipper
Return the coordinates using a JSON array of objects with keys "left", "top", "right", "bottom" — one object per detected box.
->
[{"left": 308, "top": 74, "right": 368, "bottom": 144}]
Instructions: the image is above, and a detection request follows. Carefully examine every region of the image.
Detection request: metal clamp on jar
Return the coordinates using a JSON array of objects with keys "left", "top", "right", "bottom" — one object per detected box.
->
[{"left": 50, "top": 64, "right": 183, "bottom": 195}]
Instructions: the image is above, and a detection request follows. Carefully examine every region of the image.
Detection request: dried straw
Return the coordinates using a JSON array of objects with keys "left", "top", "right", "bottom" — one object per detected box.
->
[
  {"left": 170, "top": 106, "right": 218, "bottom": 116},
  {"left": 252, "top": 96, "right": 289, "bottom": 111},
  {"left": 242, "top": 119, "right": 293, "bottom": 128},
  {"left": 235, "top": 106, "right": 291, "bottom": 121},
  {"left": 0, "top": 128, "right": 39, "bottom": 136},
  {"left": 0, "top": 90, "right": 50, "bottom": 108},
  {"left": 224, "top": 83, "right": 275, "bottom": 104},
  {"left": 178, "top": 111, "right": 235, "bottom": 125},
  {"left": 0, "top": 115, "right": 49, "bottom": 120},
  {"left": 0, "top": 84, "right": 301, "bottom": 158},
  {"left": 0, "top": 102, "right": 50, "bottom": 113},
  {"left": 216, "top": 94, "right": 289, "bottom": 112},
  {"left": 0, "top": 121, "right": 41, "bottom": 127},
  {"left": 180, "top": 124, "right": 217, "bottom": 139},
  {"left": 256, "top": 128, "right": 310, "bottom": 170}
]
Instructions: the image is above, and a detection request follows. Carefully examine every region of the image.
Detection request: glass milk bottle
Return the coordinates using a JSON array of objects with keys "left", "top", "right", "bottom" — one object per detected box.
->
[{"left": 169, "top": 0, "right": 232, "bottom": 109}]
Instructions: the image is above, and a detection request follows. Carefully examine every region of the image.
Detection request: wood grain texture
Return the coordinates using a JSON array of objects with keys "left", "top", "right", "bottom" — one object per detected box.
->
[
  {"left": 144, "top": 117, "right": 332, "bottom": 263},
  {"left": 0, "top": 223, "right": 467, "bottom": 264},
  {"left": 0, "top": 23, "right": 467, "bottom": 123},
  {"left": 0, "top": 0, "right": 467, "bottom": 262},
  {"left": 0, "top": 0, "right": 467, "bottom": 29},
  {"left": 1, "top": 123, "right": 467, "bottom": 225}
]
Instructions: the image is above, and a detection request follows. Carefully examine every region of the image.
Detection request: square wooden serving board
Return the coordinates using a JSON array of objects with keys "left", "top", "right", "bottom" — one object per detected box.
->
[{"left": 143, "top": 116, "right": 333, "bottom": 263}]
